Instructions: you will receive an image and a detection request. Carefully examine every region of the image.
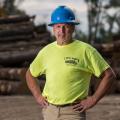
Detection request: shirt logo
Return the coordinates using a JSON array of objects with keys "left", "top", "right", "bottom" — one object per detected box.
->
[{"left": 64, "top": 57, "right": 79, "bottom": 66}]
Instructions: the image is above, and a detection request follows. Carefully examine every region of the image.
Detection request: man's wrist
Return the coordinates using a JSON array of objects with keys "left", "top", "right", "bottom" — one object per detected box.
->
[
  {"left": 33, "top": 91, "right": 42, "bottom": 99},
  {"left": 91, "top": 95, "right": 98, "bottom": 104}
]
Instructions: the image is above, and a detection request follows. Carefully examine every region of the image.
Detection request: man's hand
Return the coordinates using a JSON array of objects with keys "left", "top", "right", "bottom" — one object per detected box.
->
[
  {"left": 26, "top": 69, "right": 49, "bottom": 108},
  {"left": 73, "top": 68, "right": 115, "bottom": 113},
  {"left": 36, "top": 95, "right": 49, "bottom": 108},
  {"left": 73, "top": 96, "right": 97, "bottom": 113}
]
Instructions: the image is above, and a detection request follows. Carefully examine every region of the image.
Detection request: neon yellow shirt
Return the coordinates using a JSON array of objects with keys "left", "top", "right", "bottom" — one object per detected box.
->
[{"left": 30, "top": 40, "right": 110, "bottom": 105}]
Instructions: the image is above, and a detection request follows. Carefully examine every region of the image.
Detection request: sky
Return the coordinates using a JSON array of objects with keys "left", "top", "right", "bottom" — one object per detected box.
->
[{"left": 15, "top": 0, "right": 88, "bottom": 33}]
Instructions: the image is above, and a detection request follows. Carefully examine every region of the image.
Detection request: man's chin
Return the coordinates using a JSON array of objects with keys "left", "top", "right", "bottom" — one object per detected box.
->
[{"left": 59, "top": 39, "right": 66, "bottom": 42}]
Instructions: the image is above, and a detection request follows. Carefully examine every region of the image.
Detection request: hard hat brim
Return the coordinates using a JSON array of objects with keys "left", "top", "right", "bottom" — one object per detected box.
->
[{"left": 48, "top": 21, "right": 80, "bottom": 26}]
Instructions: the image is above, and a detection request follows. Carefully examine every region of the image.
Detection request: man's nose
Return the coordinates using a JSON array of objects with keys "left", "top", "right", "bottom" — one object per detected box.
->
[{"left": 60, "top": 26, "right": 65, "bottom": 33}]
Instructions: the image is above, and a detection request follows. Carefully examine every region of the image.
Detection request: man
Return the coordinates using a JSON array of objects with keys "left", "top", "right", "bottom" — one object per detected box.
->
[{"left": 26, "top": 6, "right": 116, "bottom": 120}]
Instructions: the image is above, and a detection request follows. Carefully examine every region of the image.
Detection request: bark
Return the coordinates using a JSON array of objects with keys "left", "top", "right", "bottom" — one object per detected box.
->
[
  {"left": 113, "top": 67, "right": 120, "bottom": 79},
  {"left": 0, "top": 68, "right": 27, "bottom": 81},
  {"left": 116, "top": 81, "right": 120, "bottom": 93},
  {"left": 0, "top": 21, "right": 34, "bottom": 29},
  {"left": 93, "top": 41, "right": 120, "bottom": 52},
  {"left": 0, "top": 27, "right": 34, "bottom": 37},
  {"left": 0, "top": 31, "right": 50, "bottom": 43},
  {"left": 35, "top": 24, "right": 47, "bottom": 33},
  {"left": 0, "top": 80, "right": 21, "bottom": 95},
  {"left": 0, "top": 38, "right": 49, "bottom": 52},
  {"left": 0, "top": 48, "right": 40, "bottom": 66},
  {"left": 0, "top": 35, "right": 33, "bottom": 42},
  {"left": 0, "top": 15, "right": 35, "bottom": 24}
]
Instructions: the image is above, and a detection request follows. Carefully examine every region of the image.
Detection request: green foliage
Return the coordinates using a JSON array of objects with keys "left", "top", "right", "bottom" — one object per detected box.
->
[
  {"left": 84, "top": 0, "right": 120, "bottom": 43},
  {"left": 2, "top": 0, "right": 25, "bottom": 15},
  {"left": 109, "top": 0, "right": 120, "bottom": 7},
  {"left": 74, "top": 30, "right": 88, "bottom": 43}
]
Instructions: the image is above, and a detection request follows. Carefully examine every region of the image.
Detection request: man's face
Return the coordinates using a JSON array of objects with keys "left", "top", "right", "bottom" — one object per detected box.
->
[{"left": 53, "top": 23, "right": 75, "bottom": 43}]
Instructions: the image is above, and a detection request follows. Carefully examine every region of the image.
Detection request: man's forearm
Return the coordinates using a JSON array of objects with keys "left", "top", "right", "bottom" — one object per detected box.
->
[
  {"left": 26, "top": 69, "right": 48, "bottom": 107},
  {"left": 26, "top": 69, "right": 42, "bottom": 99},
  {"left": 92, "top": 68, "right": 116, "bottom": 103}
]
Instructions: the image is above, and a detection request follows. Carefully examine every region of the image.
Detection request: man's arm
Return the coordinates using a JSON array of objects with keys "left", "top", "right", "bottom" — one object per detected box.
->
[
  {"left": 26, "top": 69, "right": 48, "bottom": 107},
  {"left": 92, "top": 68, "right": 116, "bottom": 103},
  {"left": 73, "top": 67, "right": 116, "bottom": 112}
]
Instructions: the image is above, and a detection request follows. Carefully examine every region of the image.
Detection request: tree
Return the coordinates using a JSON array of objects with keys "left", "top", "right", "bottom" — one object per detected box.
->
[
  {"left": 84, "top": 0, "right": 120, "bottom": 43},
  {"left": 85, "top": 0, "right": 102, "bottom": 43},
  {"left": 104, "top": 0, "right": 120, "bottom": 41},
  {"left": 1, "top": 0, "right": 25, "bottom": 15}
]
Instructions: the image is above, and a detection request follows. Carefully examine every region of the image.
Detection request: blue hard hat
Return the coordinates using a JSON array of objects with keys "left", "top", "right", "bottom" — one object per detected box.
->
[{"left": 48, "top": 6, "right": 79, "bottom": 26}]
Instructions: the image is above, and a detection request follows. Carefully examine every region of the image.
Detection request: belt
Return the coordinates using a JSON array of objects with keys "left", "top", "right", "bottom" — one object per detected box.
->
[{"left": 50, "top": 102, "right": 79, "bottom": 107}]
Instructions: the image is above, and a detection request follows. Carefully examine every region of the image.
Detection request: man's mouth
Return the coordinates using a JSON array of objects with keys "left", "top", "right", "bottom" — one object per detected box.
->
[{"left": 58, "top": 34, "right": 65, "bottom": 37}]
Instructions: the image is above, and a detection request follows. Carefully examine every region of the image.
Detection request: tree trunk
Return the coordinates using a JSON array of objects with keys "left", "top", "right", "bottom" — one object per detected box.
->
[
  {"left": 0, "top": 68, "right": 27, "bottom": 81},
  {"left": 0, "top": 15, "right": 35, "bottom": 24},
  {"left": 0, "top": 48, "right": 40, "bottom": 66},
  {"left": 0, "top": 35, "right": 33, "bottom": 42}
]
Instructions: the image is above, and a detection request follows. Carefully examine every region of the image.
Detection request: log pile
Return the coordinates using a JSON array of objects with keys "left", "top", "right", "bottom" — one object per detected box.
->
[
  {"left": 89, "top": 41, "right": 120, "bottom": 94},
  {"left": 0, "top": 15, "right": 51, "bottom": 67},
  {"left": 0, "top": 15, "right": 120, "bottom": 95},
  {"left": 0, "top": 15, "right": 51, "bottom": 94}
]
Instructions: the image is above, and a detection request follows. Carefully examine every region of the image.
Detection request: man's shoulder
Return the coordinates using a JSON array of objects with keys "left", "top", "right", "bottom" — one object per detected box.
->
[
  {"left": 75, "top": 40, "right": 95, "bottom": 50},
  {"left": 41, "top": 41, "right": 56, "bottom": 51}
]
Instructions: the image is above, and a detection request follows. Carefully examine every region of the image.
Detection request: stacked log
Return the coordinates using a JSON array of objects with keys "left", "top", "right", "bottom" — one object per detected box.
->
[
  {"left": 0, "top": 15, "right": 35, "bottom": 24},
  {"left": 0, "top": 68, "right": 26, "bottom": 95},
  {"left": 0, "top": 15, "right": 120, "bottom": 95},
  {"left": 89, "top": 41, "right": 120, "bottom": 95},
  {"left": 0, "top": 15, "right": 51, "bottom": 95},
  {"left": 0, "top": 15, "right": 51, "bottom": 67}
]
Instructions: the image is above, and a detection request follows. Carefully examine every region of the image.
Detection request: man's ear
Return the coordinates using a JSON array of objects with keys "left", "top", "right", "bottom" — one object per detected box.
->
[{"left": 53, "top": 25, "right": 55, "bottom": 33}]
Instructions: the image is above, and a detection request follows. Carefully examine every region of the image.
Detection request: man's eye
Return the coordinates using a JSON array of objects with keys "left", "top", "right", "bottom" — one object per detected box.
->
[
  {"left": 56, "top": 26, "right": 60, "bottom": 28},
  {"left": 66, "top": 25, "right": 69, "bottom": 28}
]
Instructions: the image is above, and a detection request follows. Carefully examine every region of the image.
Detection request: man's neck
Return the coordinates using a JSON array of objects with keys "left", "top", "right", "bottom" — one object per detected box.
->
[{"left": 57, "top": 39, "right": 73, "bottom": 46}]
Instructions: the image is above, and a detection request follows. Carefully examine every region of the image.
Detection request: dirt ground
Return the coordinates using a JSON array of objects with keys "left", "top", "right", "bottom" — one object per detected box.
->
[{"left": 0, "top": 95, "right": 120, "bottom": 120}]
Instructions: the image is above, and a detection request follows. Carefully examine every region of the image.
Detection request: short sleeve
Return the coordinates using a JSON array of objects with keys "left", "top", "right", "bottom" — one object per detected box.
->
[
  {"left": 29, "top": 49, "right": 46, "bottom": 77},
  {"left": 87, "top": 48, "right": 110, "bottom": 77}
]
